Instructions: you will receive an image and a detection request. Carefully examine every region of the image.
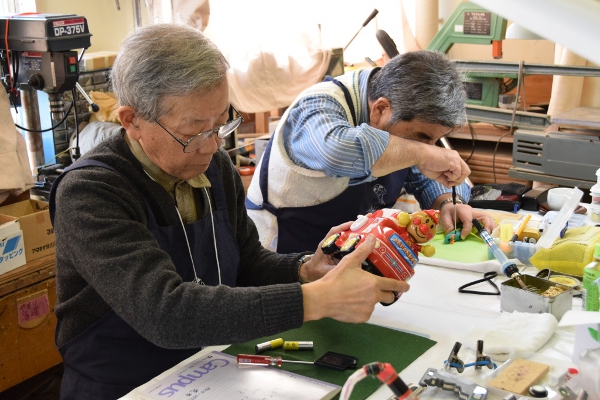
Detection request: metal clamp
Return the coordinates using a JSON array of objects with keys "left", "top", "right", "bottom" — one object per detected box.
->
[
  {"left": 475, "top": 340, "right": 494, "bottom": 370},
  {"left": 444, "top": 342, "right": 465, "bottom": 373}
]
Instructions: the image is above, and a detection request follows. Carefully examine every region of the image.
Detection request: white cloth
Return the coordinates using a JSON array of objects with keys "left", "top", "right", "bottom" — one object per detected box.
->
[
  {"left": 203, "top": 1, "right": 331, "bottom": 113},
  {"left": 0, "top": 90, "right": 34, "bottom": 204},
  {"left": 70, "top": 121, "right": 122, "bottom": 159},
  {"left": 421, "top": 257, "right": 501, "bottom": 273},
  {"left": 463, "top": 311, "right": 558, "bottom": 361}
]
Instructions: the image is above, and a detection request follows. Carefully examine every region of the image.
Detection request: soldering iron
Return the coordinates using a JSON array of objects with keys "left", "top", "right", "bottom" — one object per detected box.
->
[{"left": 472, "top": 218, "right": 529, "bottom": 290}]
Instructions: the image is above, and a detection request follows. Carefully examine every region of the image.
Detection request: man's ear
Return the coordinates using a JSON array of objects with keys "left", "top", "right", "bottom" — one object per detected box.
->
[
  {"left": 368, "top": 97, "right": 392, "bottom": 129},
  {"left": 118, "top": 106, "right": 141, "bottom": 139}
]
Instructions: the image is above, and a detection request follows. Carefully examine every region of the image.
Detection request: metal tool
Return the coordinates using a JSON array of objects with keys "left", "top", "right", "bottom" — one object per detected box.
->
[
  {"left": 475, "top": 340, "right": 493, "bottom": 370},
  {"left": 438, "top": 137, "right": 474, "bottom": 187},
  {"left": 417, "top": 368, "right": 488, "bottom": 399},
  {"left": 236, "top": 354, "right": 314, "bottom": 367},
  {"left": 343, "top": 9, "right": 379, "bottom": 51},
  {"left": 444, "top": 342, "right": 465, "bottom": 373},
  {"left": 451, "top": 186, "right": 458, "bottom": 244},
  {"left": 75, "top": 82, "right": 100, "bottom": 112}
]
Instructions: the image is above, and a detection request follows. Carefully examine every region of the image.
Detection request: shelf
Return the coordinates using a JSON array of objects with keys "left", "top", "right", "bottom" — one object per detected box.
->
[
  {"left": 448, "top": 122, "right": 514, "bottom": 143},
  {"left": 448, "top": 137, "right": 528, "bottom": 185}
]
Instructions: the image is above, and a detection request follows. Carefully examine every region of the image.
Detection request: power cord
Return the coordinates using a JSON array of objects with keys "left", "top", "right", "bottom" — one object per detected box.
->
[{"left": 464, "top": 121, "right": 476, "bottom": 164}]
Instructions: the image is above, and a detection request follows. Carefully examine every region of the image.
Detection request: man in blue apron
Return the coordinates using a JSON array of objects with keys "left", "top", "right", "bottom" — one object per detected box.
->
[
  {"left": 50, "top": 24, "right": 409, "bottom": 399},
  {"left": 246, "top": 51, "right": 495, "bottom": 254}
]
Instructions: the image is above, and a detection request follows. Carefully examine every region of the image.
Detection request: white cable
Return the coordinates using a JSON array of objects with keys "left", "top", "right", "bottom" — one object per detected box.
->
[
  {"left": 174, "top": 205, "right": 202, "bottom": 284},
  {"left": 340, "top": 368, "right": 368, "bottom": 400},
  {"left": 144, "top": 170, "right": 221, "bottom": 285}
]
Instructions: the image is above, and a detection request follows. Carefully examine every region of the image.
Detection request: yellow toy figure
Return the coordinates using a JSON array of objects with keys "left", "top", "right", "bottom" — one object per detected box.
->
[{"left": 396, "top": 210, "right": 439, "bottom": 257}]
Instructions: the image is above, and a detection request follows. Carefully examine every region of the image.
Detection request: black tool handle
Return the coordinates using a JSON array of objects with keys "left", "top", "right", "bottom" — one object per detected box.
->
[{"left": 363, "top": 9, "right": 379, "bottom": 27}]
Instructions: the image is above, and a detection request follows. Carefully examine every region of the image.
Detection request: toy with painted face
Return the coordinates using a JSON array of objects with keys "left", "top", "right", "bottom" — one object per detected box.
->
[{"left": 396, "top": 210, "right": 439, "bottom": 257}]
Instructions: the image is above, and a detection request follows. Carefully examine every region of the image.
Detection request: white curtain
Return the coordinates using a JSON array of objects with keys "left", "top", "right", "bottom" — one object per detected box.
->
[
  {"left": 202, "top": 1, "right": 331, "bottom": 113},
  {"left": 164, "top": 0, "right": 429, "bottom": 113}
]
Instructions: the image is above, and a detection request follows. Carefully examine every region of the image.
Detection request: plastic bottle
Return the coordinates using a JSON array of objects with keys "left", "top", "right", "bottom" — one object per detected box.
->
[{"left": 582, "top": 243, "right": 600, "bottom": 311}]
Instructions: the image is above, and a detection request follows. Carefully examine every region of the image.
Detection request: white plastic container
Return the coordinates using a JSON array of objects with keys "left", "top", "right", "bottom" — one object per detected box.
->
[
  {"left": 537, "top": 187, "right": 583, "bottom": 249},
  {"left": 591, "top": 204, "right": 600, "bottom": 223},
  {"left": 590, "top": 183, "right": 600, "bottom": 207}
]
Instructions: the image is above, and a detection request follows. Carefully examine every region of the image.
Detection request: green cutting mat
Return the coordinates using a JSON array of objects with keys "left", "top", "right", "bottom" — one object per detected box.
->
[
  {"left": 223, "top": 318, "right": 436, "bottom": 399},
  {"left": 428, "top": 231, "right": 490, "bottom": 264}
]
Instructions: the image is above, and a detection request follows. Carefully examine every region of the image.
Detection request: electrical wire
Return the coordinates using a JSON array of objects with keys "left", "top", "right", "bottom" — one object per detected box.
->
[
  {"left": 14, "top": 99, "right": 75, "bottom": 132},
  {"left": 464, "top": 121, "right": 476, "bottom": 164},
  {"left": 340, "top": 363, "right": 368, "bottom": 400}
]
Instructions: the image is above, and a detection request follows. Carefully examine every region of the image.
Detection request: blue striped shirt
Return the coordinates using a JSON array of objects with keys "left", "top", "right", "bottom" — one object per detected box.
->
[{"left": 282, "top": 69, "right": 470, "bottom": 209}]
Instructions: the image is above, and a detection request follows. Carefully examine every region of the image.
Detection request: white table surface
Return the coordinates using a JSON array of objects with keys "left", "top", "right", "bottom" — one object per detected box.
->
[{"left": 122, "top": 207, "right": 594, "bottom": 400}]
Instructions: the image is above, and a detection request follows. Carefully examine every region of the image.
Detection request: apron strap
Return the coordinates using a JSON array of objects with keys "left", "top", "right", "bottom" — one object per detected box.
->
[
  {"left": 244, "top": 135, "right": 278, "bottom": 215},
  {"left": 245, "top": 76, "right": 357, "bottom": 216},
  {"left": 323, "top": 75, "right": 357, "bottom": 126}
]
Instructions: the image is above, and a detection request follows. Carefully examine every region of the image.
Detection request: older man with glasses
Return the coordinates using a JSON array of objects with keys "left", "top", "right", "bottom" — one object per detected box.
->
[{"left": 49, "top": 23, "right": 409, "bottom": 400}]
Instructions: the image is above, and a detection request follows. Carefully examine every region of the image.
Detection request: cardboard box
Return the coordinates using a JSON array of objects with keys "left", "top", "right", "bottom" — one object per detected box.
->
[
  {"left": 0, "top": 215, "right": 27, "bottom": 275},
  {"left": 79, "top": 50, "right": 118, "bottom": 71},
  {"left": 0, "top": 269, "right": 61, "bottom": 392},
  {"left": 0, "top": 200, "right": 55, "bottom": 263},
  {"left": 558, "top": 310, "right": 600, "bottom": 364}
]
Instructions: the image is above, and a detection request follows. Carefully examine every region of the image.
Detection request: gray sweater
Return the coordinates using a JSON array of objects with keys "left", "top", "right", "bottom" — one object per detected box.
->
[{"left": 53, "top": 132, "right": 304, "bottom": 349}]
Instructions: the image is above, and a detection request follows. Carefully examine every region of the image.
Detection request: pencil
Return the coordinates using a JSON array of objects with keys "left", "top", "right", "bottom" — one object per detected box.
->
[{"left": 511, "top": 214, "right": 531, "bottom": 242}]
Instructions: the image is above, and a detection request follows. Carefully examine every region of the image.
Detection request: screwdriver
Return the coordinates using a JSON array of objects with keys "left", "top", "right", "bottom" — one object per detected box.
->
[
  {"left": 451, "top": 186, "right": 458, "bottom": 244},
  {"left": 237, "top": 354, "right": 314, "bottom": 367}
]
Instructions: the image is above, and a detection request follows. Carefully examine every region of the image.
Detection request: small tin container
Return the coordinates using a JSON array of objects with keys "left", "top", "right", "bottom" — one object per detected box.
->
[
  {"left": 283, "top": 341, "right": 313, "bottom": 351},
  {"left": 500, "top": 275, "right": 573, "bottom": 321}
]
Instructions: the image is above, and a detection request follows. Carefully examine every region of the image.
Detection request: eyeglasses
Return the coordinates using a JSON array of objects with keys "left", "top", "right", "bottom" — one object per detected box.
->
[{"left": 155, "top": 106, "right": 244, "bottom": 153}]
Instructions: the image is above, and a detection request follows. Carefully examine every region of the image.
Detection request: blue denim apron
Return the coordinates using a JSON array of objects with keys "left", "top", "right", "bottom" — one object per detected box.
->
[
  {"left": 246, "top": 76, "right": 407, "bottom": 253},
  {"left": 49, "top": 159, "right": 240, "bottom": 399}
]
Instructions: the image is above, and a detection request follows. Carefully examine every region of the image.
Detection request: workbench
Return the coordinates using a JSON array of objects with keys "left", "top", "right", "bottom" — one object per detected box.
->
[{"left": 0, "top": 254, "right": 62, "bottom": 393}]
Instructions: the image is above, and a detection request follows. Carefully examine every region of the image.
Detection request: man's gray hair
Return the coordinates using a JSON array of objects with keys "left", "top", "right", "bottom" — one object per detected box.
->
[
  {"left": 110, "top": 23, "right": 229, "bottom": 121},
  {"left": 368, "top": 51, "right": 466, "bottom": 128}
]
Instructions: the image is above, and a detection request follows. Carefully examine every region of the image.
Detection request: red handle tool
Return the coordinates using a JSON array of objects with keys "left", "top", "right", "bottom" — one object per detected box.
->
[{"left": 237, "top": 354, "right": 314, "bottom": 367}]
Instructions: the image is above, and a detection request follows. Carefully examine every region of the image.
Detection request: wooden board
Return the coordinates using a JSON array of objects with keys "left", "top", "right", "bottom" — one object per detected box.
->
[{"left": 551, "top": 107, "right": 600, "bottom": 129}]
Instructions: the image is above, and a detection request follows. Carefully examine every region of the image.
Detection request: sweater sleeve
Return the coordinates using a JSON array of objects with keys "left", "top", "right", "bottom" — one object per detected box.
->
[{"left": 53, "top": 156, "right": 304, "bottom": 350}]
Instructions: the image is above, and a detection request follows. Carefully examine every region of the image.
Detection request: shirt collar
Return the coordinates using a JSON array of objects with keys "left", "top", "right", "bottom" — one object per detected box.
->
[
  {"left": 124, "top": 132, "right": 211, "bottom": 193},
  {"left": 358, "top": 67, "right": 381, "bottom": 125}
]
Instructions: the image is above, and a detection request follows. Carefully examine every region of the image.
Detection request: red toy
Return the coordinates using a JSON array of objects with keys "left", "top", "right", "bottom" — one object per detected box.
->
[{"left": 322, "top": 208, "right": 440, "bottom": 285}]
